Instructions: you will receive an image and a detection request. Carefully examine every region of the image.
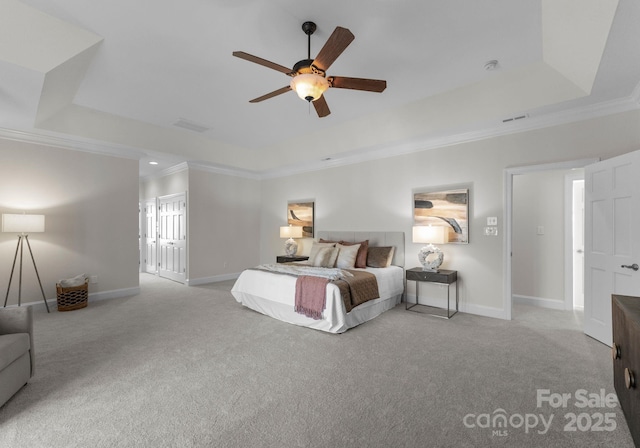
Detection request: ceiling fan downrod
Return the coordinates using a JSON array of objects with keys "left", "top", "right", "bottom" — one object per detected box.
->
[{"left": 302, "top": 21, "right": 316, "bottom": 60}]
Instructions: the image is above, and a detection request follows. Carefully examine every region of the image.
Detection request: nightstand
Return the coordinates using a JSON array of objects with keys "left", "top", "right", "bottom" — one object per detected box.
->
[
  {"left": 276, "top": 255, "right": 309, "bottom": 263},
  {"left": 405, "top": 268, "right": 458, "bottom": 319}
]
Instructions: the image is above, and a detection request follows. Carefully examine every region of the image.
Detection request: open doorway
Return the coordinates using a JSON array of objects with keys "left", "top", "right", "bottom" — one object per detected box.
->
[{"left": 504, "top": 159, "right": 596, "bottom": 320}]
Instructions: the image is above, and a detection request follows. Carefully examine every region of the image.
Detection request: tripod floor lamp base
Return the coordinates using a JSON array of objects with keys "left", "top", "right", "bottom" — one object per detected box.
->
[{"left": 2, "top": 213, "right": 50, "bottom": 313}]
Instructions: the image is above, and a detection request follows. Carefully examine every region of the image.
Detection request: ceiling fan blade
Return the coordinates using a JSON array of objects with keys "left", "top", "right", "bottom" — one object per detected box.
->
[
  {"left": 232, "top": 51, "right": 292, "bottom": 74},
  {"left": 329, "top": 76, "right": 387, "bottom": 92},
  {"left": 313, "top": 95, "right": 330, "bottom": 118},
  {"left": 249, "top": 86, "right": 292, "bottom": 103},
  {"left": 312, "top": 27, "right": 355, "bottom": 72}
]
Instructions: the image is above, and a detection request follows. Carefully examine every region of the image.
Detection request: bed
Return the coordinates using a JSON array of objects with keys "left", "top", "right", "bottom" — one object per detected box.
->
[{"left": 231, "top": 231, "right": 405, "bottom": 333}]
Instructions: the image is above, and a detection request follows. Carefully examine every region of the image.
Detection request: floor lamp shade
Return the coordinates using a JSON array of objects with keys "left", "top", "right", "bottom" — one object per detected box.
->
[{"left": 2, "top": 214, "right": 45, "bottom": 233}]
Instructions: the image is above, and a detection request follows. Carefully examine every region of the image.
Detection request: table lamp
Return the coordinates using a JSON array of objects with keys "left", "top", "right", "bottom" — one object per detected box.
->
[
  {"left": 412, "top": 225, "right": 447, "bottom": 272},
  {"left": 280, "top": 225, "right": 303, "bottom": 256}
]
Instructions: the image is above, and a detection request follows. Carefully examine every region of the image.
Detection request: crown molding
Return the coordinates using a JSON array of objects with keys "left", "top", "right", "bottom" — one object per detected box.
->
[
  {"left": 186, "top": 161, "right": 261, "bottom": 180},
  {"left": 2, "top": 86, "right": 639, "bottom": 182},
  {"left": 260, "top": 89, "right": 640, "bottom": 179},
  {"left": 0, "top": 127, "right": 146, "bottom": 160}
]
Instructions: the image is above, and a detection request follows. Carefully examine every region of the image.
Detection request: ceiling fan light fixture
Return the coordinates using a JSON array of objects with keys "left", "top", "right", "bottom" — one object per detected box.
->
[{"left": 290, "top": 73, "right": 329, "bottom": 102}]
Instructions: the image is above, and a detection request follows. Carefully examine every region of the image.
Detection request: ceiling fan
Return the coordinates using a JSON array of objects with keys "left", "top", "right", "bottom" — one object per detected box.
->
[{"left": 233, "top": 21, "right": 387, "bottom": 118}]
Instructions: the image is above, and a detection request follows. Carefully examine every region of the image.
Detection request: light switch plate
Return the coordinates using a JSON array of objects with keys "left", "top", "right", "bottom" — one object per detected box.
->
[{"left": 487, "top": 217, "right": 498, "bottom": 226}]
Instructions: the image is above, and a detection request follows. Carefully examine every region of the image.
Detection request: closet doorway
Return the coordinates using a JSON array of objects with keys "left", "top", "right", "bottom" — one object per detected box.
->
[
  {"left": 141, "top": 192, "right": 187, "bottom": 284},
  {"left": 158, "top": 193, "right": 187, "bottom": 283}
]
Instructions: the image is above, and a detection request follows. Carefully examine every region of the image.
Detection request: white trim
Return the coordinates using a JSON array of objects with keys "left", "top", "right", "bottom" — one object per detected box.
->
[
  {"left": 564, "top": 171, "right": 585, "bottom": 311},
  {"left": 88, "top": 287, "right": 141, "bottom": 302},
  {"left": 0, "top": 127, "right": 145, "bottom": 160},
  {"left": 186, "top": 273, "right": 240, "bottom": 286},
  {"left": 187, "top": 161, "right": 261, "bottom": 180},
  {"left": 143, "top": 162, "right": 189, "bottom": 181},
  {"left": 503, "top": 158, "right": 599, "bottom": 320},
  {"left": 1, "top": 90, "right": 639, "bottom": 181},
  {"left": 513, "top": 294, "right": 566, "bottom": 310},
  {"left": 10, "top": 286, "right": 141, "bottom": 312}
]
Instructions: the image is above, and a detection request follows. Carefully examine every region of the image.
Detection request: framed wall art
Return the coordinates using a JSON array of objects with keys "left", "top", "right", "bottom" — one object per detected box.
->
[
  {"left": 287, "top": 201, "right": 314, "bottom": 238},
  {"left": 413, "top": 188, "right": 469, "bottom": 244}
]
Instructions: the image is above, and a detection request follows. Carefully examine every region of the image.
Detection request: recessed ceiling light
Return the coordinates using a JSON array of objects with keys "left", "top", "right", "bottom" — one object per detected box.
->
[{"left": 149, "top": 161, "right": 158, "bottom": 165}]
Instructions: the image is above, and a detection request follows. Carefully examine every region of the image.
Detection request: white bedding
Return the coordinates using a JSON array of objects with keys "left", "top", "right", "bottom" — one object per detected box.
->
[{"left": 231, "top": 266, "right": 404, "bottom": 333}]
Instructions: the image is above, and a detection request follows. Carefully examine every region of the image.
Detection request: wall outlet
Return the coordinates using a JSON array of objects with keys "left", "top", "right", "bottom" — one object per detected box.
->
[
  {"left": 484, "top": 227, "right": 498, "bottom": 236},
  {"left": 89, "top": 275, "right": 98, "bottom": 284},
  {"left": 487, "top": 217, "right": 498, "bottom": 226}
]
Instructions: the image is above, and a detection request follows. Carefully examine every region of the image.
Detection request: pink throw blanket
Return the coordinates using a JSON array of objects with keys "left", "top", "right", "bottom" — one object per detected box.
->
[{"left": 295, "top": 275, "right": 329, "bottom": 320}]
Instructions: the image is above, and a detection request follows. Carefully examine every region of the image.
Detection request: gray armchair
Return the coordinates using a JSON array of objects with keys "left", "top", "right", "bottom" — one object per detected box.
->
[{"left": 0, "top": 306, "right": 34, "bottom": 407}]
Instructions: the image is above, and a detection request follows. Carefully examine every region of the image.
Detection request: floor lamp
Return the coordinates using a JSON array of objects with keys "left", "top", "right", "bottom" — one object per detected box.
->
[{"left": 2, "top": 213, "right": 50, "bottom": 313}]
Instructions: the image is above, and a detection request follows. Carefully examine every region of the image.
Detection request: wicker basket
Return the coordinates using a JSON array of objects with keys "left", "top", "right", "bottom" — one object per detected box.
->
[{"left": 56, "top": 280, "right": 89, "bottom": 311}]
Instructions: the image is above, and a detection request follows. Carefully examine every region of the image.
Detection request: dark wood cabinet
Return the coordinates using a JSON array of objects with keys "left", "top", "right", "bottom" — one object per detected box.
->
[
  {"left": 276, "top": 255, "right": 308, "bottom": 263},
  {"left": 612, "top": 294, "right": 640, "bottom": 447}
]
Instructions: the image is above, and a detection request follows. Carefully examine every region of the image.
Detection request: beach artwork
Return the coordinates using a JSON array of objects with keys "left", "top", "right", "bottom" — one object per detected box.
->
[
  {"left": 287, "top": 201, "right": 314, "bottom": 238},
  {"left": 414, "top": 188, "right": 469, "bottom": 244}
]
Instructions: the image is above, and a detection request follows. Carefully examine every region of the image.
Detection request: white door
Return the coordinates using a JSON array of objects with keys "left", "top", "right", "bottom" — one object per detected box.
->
[
  {"left": 584, "top": 151, "right": 640, "bottom": 346},
  {"left": 158, "top": 193, "right": 187, "bottom": 283},
  {"left": 144, "top": 199, "right": 157, "bottom": 273}
]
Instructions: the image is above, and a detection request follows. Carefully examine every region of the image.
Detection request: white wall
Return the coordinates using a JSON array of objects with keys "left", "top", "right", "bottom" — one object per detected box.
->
[
  {"left": 0, "top": 138, "right": 140, "bottom": 306},
  {"left": 140, "top": 167, "right": 188, "bottom": 200},
  {"left": 259, "top": 109, "right": 640, "bottom": 318},
  {"left": 512, "top": 170, "right": 569, "bottom": 304},
  {"left": 187, "top": 168, "right": 261, "bottom": 282}
]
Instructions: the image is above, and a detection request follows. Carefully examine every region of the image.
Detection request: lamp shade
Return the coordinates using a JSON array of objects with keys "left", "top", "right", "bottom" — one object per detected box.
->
[
  {"left": 2, "top": 214, "right": 45, "bottom": 233},
  {"left": 412, "top": 225, "right": 446, "bottom": 244},
  {"left": 290, "top": 73, "right": 330, "bottom": 102},
  {"left": 280, "top": 226, "right": 303, "bottom": 239}
]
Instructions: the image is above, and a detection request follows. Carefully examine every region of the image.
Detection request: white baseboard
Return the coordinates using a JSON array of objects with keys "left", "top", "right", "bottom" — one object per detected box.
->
[
  {"left": 89, "top": 287, "right": 141, "bottom": 302},
  {"left": 405, "top": 294, "right": 505, "bottom": 320},
  {"left": 186, "top": 273, "right": 240, "bottom": 286},
  {"left": 7, "top": 286, "right": 141, "bottom": 312},
  {"left": 513, "top": 294, "right": 565, "bottom": 310}
]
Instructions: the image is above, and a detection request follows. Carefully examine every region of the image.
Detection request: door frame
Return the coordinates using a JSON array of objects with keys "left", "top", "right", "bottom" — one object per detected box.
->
[
  {"left": 564, "top": 171, "right": 585, "bottom": 311},
  {"left": 503, "top": 158, "right": 598, "bottom": 320}
]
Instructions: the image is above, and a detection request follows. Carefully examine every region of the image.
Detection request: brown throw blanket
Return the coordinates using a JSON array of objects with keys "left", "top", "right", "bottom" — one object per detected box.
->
[
  {"left": 334, "top": 270, "right": 380, "bottom": 313},
  {"left": 295, "top": 276, "right": 329, "bottom": 320}
]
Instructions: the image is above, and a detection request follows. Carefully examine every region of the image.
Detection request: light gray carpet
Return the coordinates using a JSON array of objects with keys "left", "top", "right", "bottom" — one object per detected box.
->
[{"left": 0, "top": 274, "right": 634, "bottom": 447}]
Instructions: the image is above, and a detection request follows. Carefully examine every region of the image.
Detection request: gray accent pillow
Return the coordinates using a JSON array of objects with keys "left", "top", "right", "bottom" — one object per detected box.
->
[{"left": 366, "top": 246, "right": 395, "bottom": 268}]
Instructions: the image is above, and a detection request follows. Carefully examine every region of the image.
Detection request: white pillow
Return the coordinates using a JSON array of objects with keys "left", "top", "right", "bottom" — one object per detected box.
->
[
  {"left": 309, "top": 246, "right": 339, "bottom": 267},
  {"left": 335, "top": 243, "right": 360, "bottom": 269},
  {"left": 308, "top": 242, "right": 336, "bottom": 263},
  {"left": 59, "top": 274, "right": 87, "bottom": 287}
]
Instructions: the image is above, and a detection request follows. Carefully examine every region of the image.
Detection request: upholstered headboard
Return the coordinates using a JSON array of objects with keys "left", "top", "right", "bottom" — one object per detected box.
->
[{"left": 316, "top": 231, "right": 405, "bottom": 268}]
